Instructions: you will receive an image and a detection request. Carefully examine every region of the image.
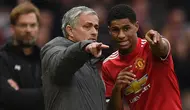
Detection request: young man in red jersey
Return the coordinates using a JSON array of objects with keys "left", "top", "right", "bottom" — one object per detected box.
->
[{"left": 102, "top": 4, "right": 182, "bottom": 110}]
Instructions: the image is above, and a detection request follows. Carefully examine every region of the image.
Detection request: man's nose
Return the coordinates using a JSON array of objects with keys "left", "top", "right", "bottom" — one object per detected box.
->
[
  {"left": 91, "top": 27, "right": 98, "bottom": 36},
  {"left": 118, "top": 30, "right": 125, "bottom": 39},
  {"left": 26, "top": 25, "right": 32, "bottom": 32}
]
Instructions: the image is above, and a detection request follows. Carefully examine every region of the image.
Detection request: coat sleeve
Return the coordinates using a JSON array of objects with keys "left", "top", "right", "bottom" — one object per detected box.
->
[
  {"left": 0, "top": 57, "right": 44, "bottom": 110},
  {"left": 41, "top": 38, "right": 93, "bottom": 85}
]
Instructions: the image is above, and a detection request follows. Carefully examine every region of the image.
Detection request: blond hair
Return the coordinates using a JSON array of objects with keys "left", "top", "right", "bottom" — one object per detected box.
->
[{"left": 10, "top": 1, "right": 40, "bottom": 25}]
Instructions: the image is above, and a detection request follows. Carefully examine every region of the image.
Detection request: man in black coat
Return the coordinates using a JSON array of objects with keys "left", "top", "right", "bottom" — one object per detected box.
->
[
  {"left": 0, "top": 2, "right": 44, "bottom": 110},
  {"left": 41, "top": 6, "right": 109, "bottom": 110}
]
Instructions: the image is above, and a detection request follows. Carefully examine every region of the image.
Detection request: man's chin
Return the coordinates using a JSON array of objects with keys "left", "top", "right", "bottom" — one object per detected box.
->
[
  {"left": 16, "top": 39, "right": 36, "bottom": 48},
  {"left": 22, "top": 40, "right": 36, "bottom": 47},
  {"left": 20, "top": 41, "right": 35, "bottom": 48},
  {"left": 119, "top": 45, "right": 131, "bottom": 50},
  {"left": 21, "top": 44, "right": 35, "bottom": 48}
]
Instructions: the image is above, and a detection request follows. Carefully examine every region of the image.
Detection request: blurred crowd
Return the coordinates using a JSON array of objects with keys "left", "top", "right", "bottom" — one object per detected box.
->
[{"left": 0, "top": 0, "right": 190, "bottom": 109}]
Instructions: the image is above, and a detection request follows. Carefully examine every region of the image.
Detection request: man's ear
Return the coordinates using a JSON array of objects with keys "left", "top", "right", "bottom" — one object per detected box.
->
[
  {"left": 10, "top": 25, "right": 14, "bottom": 34},
  {"left": 108, "top": 26, "right": 111, "bottom": 35},
  {"left": 135, "top": 21, "right": 139, "bottom": 32},
  {"left": 66, "top": 25, "right": 73, "bottom": 37},
  {"left": 10, "top": 25, "right": 15, "bottom": 39}
]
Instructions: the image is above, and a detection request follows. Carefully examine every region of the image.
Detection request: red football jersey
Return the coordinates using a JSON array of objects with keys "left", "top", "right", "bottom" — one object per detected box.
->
[{"left": 102, "top": 38, "right": 182, "bottom": 110}]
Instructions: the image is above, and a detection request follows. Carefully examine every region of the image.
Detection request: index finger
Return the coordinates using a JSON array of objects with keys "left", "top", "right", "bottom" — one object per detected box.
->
[
  {"left": 121, "top": 65, "right": 133, "bottom": 72},
  {"left": 100, "top": 44, "right": 109, "bottom": 49},
  {"left": 145, "top": 33, "right": 153, "bottom": 41},
  {"left": 145, "top": 30, "right": 156, "bottom": 43}
]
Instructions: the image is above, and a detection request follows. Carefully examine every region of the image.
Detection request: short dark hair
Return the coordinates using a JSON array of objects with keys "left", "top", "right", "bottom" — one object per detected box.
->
[{"left": 107, "top": 4, "right": 136, "bottom": 26}]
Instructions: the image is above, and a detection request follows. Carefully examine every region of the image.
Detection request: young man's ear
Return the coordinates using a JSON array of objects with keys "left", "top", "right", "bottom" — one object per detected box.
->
[
  {"left": 135, "top": 21, "right": 139, "bottom": 31},
  {"left": 108, "top": 26, "right": 111, "bottom": 35},
  {"left": 66, "top": 25, "right": 74, "bottom": 37}
]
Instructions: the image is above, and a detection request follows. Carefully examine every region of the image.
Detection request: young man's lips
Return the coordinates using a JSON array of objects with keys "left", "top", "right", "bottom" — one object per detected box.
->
[{"left": 119, "top": 41, "right": 130, "bottom": 46}]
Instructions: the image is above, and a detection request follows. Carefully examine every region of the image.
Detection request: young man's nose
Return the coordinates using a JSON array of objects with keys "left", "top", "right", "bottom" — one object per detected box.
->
[{"left": 118, "top": 30, "right": 125, "bottom": 39}]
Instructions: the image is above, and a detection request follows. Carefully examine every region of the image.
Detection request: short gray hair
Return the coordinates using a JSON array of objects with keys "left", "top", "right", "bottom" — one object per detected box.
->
[{"left": 61, "top": 6, "right": 98, "bottom": 37}]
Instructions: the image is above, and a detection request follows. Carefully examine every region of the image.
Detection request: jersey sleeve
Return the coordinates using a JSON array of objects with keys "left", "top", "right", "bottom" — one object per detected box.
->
[
  {"left": 160, "top": 38, "right": 171, "bottom": 61},
  {"left": 145, "top": 37, "right": 171, "bottom": 61},
  {"left": 101, "top": 64, "right": 114, "bottom": 99}
]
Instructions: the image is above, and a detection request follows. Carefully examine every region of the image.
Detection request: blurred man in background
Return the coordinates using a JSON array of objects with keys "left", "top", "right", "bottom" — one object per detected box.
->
[{"left": 0, "top": 2, "right": 44, "bottom": 110}]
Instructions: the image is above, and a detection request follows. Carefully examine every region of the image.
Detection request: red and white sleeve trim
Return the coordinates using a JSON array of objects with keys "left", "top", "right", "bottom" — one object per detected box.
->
[{"left": 160, "top": 38, "right": 171, "bottom": 61}]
